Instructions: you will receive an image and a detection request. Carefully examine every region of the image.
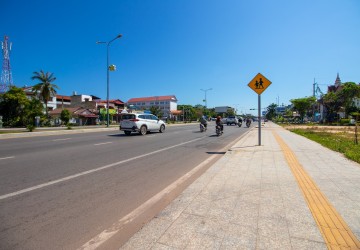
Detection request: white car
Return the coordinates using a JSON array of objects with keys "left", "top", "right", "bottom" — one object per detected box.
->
[
  {"left": 120, "top": 113, "right": 166, "bottom": 135},
  {"left": 226, "top": 116, "right": 239, "bottom": 125}
]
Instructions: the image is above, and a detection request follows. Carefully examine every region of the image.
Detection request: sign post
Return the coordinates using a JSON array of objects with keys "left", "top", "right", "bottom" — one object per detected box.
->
[{"left": 247, "top": 73, "right": 272, "bottom": 146}]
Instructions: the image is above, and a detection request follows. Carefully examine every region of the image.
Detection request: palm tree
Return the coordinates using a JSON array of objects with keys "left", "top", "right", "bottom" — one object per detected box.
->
[
  {"left": 31, "top": 70, "right": 59, "bottom": 117},
  {"left": 266, "top": 103, "right": 277, "bottom": 120}
]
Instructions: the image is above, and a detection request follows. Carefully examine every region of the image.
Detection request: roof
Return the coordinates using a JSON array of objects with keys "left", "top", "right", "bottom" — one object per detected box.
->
[
  {"left": 127, "top": 95, "right": 177, "bottom": 103},
  {"left": 95, "top": 99, "right": 124, "bottom": 105},
  {"left": 171, "top": 110, "right": 183, "bottom": 115},
  {"left": 56, "top": 95, "right": 71, "bottom": 101},
  {"left": 49, "top": 107, "right": 98, "bottom": 118}
]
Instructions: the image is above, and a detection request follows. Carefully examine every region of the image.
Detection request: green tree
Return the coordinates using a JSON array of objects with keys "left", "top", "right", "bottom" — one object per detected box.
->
[
  {"left": 31, "top": 70, "right": 59, "bottom": 117},
  {"left": 149, "top": 106, "right": 163, "bottom": 118},
  {"left": 337, "top": 82, "right": 360, "bottom": 116},
  {"left": 290, "top": 96, "right": 316, "bottom": 123},
  {"left": 24, "top": 98, "right": 44, "bottom": 126},
  {"left": 178, "top": 104, "right": 196, "bottom": 121},
  {"left": 0, "top": 86, "right": 30, "bottom": 127},
  {"left": 60, "top": 109, "right": 71, "bottom": 125},
  {"left": 266, "top": 103, "right": 277, "bottom": 120},
  {"left": 322, "top": 92, "right": 342, "bottom": 122}
]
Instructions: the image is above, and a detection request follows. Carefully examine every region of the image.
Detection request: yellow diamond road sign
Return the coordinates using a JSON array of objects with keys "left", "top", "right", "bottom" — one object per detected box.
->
[{"left": 248, "top": 73, "right": 272, "bottom": 95}]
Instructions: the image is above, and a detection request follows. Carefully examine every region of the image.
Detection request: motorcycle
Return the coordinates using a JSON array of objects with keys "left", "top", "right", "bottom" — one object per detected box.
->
[
  {"left": 238, "top": 121, "right": 242, "bottom": 127},
  {"left": 200, "top": 123, "right": 207, "bottom": 132},
  {"left": 246, "top": 120, "right": 251, "bottom": 128},
  {"left": 216, "top": 125, "right": 223, "bottom": 136}
]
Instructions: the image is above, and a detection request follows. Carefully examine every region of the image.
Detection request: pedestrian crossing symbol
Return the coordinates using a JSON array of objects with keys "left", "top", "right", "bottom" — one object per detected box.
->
[{"left": 248, "top": 73, "right": 272, "bottom": 95}]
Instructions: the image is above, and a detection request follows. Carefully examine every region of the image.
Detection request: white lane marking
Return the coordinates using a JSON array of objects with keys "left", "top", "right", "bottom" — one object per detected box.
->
[
  {"left": 94, "top": 142, "right": 113, "bottom": 146},
  {"left": 79, "top": 128, "right": 249, "bottom": 250},
  {"left": 52, "top": 138, "right": 71, "bottom": 141},
  {"left": 78, "top": 150, "right": 218, "bottom": 250},
  {"left": 0, "top": 137, "right": 203, "bottom": 201},
  {"left": 0, "top": 156, "right": 15, "bottom": 160}
]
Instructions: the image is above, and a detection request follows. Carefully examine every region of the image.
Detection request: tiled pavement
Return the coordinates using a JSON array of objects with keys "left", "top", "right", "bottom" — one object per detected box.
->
[{"left": 120, "top": 122, "right": 360, "bottom": 250}]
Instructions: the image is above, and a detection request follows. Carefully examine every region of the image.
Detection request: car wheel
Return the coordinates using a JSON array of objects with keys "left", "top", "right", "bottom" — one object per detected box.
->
[
  {"left": 139, "top": 125, "right": 147, "bottom": 135},
  {"left": 124, "top": 131, "right": 131, "bottom": 135},
  {"left": 159, "top": 124, "right": 165, "bottom": 133}
]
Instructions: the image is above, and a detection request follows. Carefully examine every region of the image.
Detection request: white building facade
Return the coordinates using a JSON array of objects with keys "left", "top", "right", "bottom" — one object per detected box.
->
[{"left": 127, "top": 95, "right": 178, "bottom": 118}]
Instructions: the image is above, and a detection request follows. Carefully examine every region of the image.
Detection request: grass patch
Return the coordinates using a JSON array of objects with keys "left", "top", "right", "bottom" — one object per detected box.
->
[{"left": 291, "top": 129, "right": 360, "bottom": 164}]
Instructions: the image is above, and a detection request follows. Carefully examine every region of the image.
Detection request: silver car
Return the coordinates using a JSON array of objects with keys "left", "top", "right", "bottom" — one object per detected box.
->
[{"left": 120, "top": 113, "right": 166, "bottom": 135}]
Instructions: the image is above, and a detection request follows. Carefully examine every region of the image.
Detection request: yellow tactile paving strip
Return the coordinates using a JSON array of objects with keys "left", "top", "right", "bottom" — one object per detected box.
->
[{"left": 273, "top": 132, "right": 360, "bottom": 250}]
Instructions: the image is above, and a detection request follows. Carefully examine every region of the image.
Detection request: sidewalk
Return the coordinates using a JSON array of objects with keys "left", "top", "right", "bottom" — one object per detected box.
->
[{"left": 120, "top": 122, "right": 360, "bottom": 249}]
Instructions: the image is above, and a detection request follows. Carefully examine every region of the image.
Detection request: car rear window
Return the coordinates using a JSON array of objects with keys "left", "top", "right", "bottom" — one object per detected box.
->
[{"left": 122, "top": 114, "right": 136, "bottom": 120}]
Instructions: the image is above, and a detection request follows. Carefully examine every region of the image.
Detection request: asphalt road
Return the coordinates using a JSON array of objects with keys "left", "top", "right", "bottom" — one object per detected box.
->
[{"left": 0, "top": 122, "right": 251, "bottom": 249}]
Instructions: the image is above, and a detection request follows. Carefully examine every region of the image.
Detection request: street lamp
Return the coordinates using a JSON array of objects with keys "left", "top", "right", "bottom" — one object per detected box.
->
[
  {"left": 200, "top": 88, "right": 212, "bottom": 108},
  {"left": 96, "top": 34, "right": 122, "bottom": 127}
]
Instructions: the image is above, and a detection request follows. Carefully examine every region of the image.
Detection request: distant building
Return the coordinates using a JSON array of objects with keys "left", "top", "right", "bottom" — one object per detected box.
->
[
  {"left": 22, "top": 87, "right": 125, "bottom": 124},
  {"left": 49, "top": 107, "right": 98, "bottom": 126},
  {"left": 214, "top": 106, "right": 234, "bottom": 116},
  {"left": 127, "top": 95, "right": 178, "bottom": 118}
]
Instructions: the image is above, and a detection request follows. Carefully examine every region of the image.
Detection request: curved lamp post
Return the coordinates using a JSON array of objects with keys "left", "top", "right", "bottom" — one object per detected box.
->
[
  {"left": 96, "top": 34, "right": 122, "bottom": 127},
  {"left": 200, "top": 88, "right": 212, "bottom": 108}
]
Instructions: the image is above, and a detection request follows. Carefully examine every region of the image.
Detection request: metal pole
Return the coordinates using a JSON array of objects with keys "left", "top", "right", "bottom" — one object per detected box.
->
[
  {"left": 97, "top": 34, "right": 122, "bottom": 128},
  {"left": 204, "top": 91, "right": 207, "bottom": 108},
  {"left": 258, "top": 94, "right": 261, "bottom": 146},
  {"left": 106, "top": 44, "right": 110, "bottom": 127},
  {"left": 200, "top": 88, "right": 212, "bottom": 109}
]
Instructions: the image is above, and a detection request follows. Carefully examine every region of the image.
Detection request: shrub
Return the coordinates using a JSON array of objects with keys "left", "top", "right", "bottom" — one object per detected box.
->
[{"left": 27, "top": 124, "right": 35, "bottom": 132}]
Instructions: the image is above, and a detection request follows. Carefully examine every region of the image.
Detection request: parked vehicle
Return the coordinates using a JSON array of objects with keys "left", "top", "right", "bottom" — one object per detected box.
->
[
  {"left": 226, "top": 116, "right": 239, "bottom": 126},
  {"left": 120, "top": 113, "right": 166, "bottom": 135}
]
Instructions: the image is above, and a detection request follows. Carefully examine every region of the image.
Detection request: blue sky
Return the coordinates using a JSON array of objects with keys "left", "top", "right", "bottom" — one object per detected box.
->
[{"left": 2, "top": 0, "right": 360, "bottom": 114}]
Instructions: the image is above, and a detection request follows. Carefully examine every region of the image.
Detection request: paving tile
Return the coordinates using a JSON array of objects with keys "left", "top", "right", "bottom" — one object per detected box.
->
[
  {"left": 157, "top": 213, "right": 202, "bottom": 249},
  {"left": 290, "top": 237, "right": 327, "bottom": 250},
  {"left": 257, "top": 234, "right": 292, "bottom": 250},
  {"left": 221, "top": 223, "right": 257, "bottom": 250},
  {"left": 185, "top": 232, "right": 222, "bottom": 250},
  {"left": 120, "top": 217, "right": 173, "bottom": 250},
  {"left": 194, "top": 217, "right": 229, "bottom": 239}
]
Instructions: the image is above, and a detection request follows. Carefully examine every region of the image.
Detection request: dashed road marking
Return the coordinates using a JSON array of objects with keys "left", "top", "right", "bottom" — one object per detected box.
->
[
  {"left": 0, "top": 137, "right": 203, "bottom": 201},
  {"left": 52, "top": 138, "right": 71, "bottom": 141},
  {"left": 94, "top": 142, "right": 113, "bottom": 146},
  {"left": 274, "top": 132, "right": 360, "bottom": 249},
  {"left": 0, "top": 156, "right": 15, "bottom": 161}
]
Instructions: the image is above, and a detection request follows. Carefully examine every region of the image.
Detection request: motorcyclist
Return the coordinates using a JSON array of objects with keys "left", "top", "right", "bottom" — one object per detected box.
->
[
  {"left": 246, "top": 117, "right": 251, "bottom": 127},
  {"left": 199, "top": 115, "right": 208, "bottom": 130},
  {"left": 216, "top": 116, "right": 224, "bottom": 132}
]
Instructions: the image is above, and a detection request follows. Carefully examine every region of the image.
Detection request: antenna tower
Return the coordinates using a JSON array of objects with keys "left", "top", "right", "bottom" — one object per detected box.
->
[{"left": 1, "top": 35, "right": 13, "bottom": 93}]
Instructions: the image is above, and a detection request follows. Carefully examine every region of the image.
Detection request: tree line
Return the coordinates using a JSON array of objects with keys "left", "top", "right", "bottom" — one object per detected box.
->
[
  {"left": 265, "top": 82, "right": 360, "bottom": 123},
  {"left": 0, "top": 70, "right": 60, "bottom": 128}
]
